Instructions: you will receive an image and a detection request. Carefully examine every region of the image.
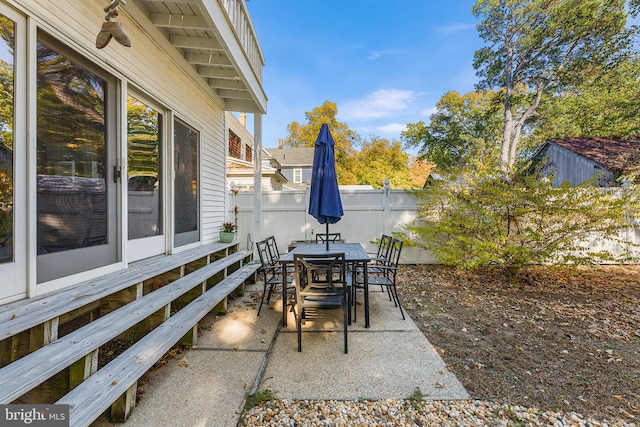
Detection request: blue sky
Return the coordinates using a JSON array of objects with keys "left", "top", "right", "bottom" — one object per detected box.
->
[{"left": 245, "top": 0, "right": 482, "bottom": 150}]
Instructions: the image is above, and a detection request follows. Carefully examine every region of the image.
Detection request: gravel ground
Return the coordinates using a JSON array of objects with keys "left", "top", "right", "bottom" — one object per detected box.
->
[{"left": 240, "top": 399, "right": 637, "bottom": 426}]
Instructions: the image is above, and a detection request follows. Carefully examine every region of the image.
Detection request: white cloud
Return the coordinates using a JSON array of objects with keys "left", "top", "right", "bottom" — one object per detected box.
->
[
  {"left": 377, "top": 122, "right": 407, "bottom": 135},
  {"left": 421, "top": 106, "right": 438, "bottom": 117},
  {"left": 340, "top": 89, "right": 419, "bottom": 122},
  {"left": 367, "top": 48, "right": 404, "bottom": 60},
  {"left": 435, "top": 23, "right": 476, "bottom": 35}
]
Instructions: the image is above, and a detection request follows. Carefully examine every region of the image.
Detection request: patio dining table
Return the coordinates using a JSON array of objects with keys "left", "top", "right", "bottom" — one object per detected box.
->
[{"left": 278, "top": 242, "right": 372, "bottom": 328}]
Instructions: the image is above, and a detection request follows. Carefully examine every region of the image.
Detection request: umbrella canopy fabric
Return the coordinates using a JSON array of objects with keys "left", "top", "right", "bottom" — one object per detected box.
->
[{"left": 309, "top": 124, "right": 344, "bottom": 228}]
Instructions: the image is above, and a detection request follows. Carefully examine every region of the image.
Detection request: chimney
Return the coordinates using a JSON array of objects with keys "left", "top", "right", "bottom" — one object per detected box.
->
[
  {"left": 239, "top": 112, "right": 246, "bottom": 127},
  {"left": 278, "top": 139, "right": 283, "bottom": 149}
]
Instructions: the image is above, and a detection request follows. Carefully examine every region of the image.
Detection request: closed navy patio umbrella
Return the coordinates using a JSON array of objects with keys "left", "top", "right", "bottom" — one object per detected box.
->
[{"left": 309, "top": 123, "right": 344, "bottom": 250}]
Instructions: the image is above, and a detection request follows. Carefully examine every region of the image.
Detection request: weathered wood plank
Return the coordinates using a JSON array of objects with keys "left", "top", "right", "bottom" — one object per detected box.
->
[
  {"left": 109, "top": 382, "right": 137, "bottom": 423},
  {"left": 68, "top": 349, "right": 98, "bottom": 390},
  {"left": 0, "top": 335, "right": 20, "bottom": 366},
  {"left": 57, "top": 263, "right": 261, "bottom": 427},
  {"left": 0, "top": 242, "right": 239, "bottom": 340},
  {"left": 0, "top": 251, "right": 250, "bottom": 403}
]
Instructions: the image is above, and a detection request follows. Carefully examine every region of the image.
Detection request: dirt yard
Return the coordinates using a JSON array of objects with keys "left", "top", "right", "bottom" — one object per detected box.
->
[{"left": 397, "top": 264, "right": 640, "bottom": 424}]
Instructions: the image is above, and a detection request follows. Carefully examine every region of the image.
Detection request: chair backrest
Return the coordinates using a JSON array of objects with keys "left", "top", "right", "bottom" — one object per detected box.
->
[
  {"left": 376, "top": 234, "right": 393, "bottom": 260},
  {"left": 387, "top": 238, "right": 403, "bottom": 269},
  {"left": 265, "top": 235, "right": 280, "bottom": 262},
  {"left": 315, "top": 233, "right": 342, "bottom": 244},
  {"left": 293, "top": 252, "right": 346, "bottom": 291},
  {"left": 256, "top": 239, "right": 273, "bottom": 268}
]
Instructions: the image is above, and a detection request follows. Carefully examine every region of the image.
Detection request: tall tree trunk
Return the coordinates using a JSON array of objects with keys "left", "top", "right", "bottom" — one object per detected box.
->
[
  {"left": 509, "top": 121, "right": 523, "bottom": 169},
  {"left": 500, "top": 106, "right": 513, "bottom": 172}
]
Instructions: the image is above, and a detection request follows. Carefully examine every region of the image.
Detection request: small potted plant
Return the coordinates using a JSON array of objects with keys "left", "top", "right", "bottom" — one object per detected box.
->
[{"left": 219, "top": 221, "right": 237, "bottom": 243}]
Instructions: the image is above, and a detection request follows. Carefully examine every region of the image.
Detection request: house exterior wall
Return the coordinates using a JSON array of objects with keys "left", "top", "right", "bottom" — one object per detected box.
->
[
  {"left": 2, "top": 0, "right": 230, "bottom": 302},
  {"left": 540, "top": 143, "right": 615, "bottom": 187},
  {"left": 280, "top": 167, "right": 312, "bottom": 184}
]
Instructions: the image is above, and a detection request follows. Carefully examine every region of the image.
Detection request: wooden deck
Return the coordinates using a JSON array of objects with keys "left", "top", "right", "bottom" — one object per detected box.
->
[{"left": 0, "top": 241, "right": 261, "bottom": 425}]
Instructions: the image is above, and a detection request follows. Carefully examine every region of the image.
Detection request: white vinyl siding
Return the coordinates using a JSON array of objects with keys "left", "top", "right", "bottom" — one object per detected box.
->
[
  {"left": 24, "top": 0, "right": 228, "bottom": 244},
  {"left": 9, "top": 0, "right": 228, "bottom": 294}
]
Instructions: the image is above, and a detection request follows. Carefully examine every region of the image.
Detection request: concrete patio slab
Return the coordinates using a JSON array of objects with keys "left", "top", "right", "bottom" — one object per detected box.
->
[{"left": 92, "top": 280, "right": 468, "bottom": 427}]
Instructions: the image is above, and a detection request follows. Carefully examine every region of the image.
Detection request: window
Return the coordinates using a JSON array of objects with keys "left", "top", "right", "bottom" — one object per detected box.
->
[
  {"left": 293, "top": 168, "right": 302, "bottom": 183},
  {"left": 0, "top": 12, "right": 15, "bottom": 264},
  {"left": 228, "top": 129, "right": 241, "bottom": 159},
  {"left": 35, "top": 31, "right": 119, "bottom": 283},
  {"left": 127, "top": 95, "right": 162, "bottom": 239},
  {"left": 36, "top": 34, "right": 109, "bottom": 254},
  {"left": 174, "top": 118, "right": 199, "bottom": 247}
]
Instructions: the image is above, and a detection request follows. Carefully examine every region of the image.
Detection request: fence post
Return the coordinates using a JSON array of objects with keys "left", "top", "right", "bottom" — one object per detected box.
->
[{"left": 383, "top": 178, "right": 390, "bottom": 235}]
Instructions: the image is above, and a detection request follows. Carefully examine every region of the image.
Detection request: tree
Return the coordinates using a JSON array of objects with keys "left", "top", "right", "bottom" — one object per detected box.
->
[
  {"left": 402, "top": 90, "right": 503, "bottom": 171},
  {"left": 408, "top": 166, "right": 639, "bottom": 276},
  {"left": 354, "top": 137, "right": 412, "bottom": 189},
  {"left": 409, "top": 158, "right": 434, "bottom": 189},
  {"left": 473, "top": 0, "right": 630, "bottom": 171},
  {"left": 530, "top": 56, "right": 640, "bottom": 142},
  {"left": 284, "top": 101, "right": 361, "bottom": 185}
]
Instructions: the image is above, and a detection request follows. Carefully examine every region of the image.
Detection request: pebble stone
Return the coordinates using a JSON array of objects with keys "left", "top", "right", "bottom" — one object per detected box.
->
[{"left": 240, "top": 399, "right": 637, "bottom": 427}]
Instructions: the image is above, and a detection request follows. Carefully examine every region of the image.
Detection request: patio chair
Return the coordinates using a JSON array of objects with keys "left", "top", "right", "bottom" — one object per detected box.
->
[
  {"left": 293, "top": 252, "right": 349, "bottom": 353},
  {"left": 354, "top": 238, "right": 405, "bottom": 320},
  {"left": 315, "top": 232, "right": 342, "bottom": 244},
  {"left": 256, "top": 238, "right": 294, "bottom": 316},
  {"left": 265, "top": 235, "right": 284, "bottom": 261},
  {"left": 265, "top": 235, "right": 293, "bottom": 273},
  {"left": 363, "top": 234, "right": 392, "bottom": 276}
]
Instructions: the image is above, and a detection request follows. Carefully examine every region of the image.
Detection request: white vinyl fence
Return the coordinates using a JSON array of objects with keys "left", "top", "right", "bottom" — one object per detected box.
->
[
  {"left": 228, "top": 184, "right": 437, "bottom": 264},
  {"left": 228, "top": 185, "right": 640, "bottom": 265}
]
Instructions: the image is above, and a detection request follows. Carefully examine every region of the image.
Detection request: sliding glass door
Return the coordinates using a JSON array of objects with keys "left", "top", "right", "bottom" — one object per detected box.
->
[
  {"left": 35, "top": 32, "right": 119, "bottom": 283},
  {"left": 127, "top": 94, "right": 164, "bottom": 261},
  {"left": 173, "top": 118, "right": 199, "bottom": 247},
  {"left": 0, "top": 6, "right": 26, "bottom": 301}
]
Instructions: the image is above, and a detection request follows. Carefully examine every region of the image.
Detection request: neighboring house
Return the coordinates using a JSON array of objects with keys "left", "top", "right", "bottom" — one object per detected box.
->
[
  {"left": 225, "top": 112, "right": 286, "bottom": 191},
  {"left": 265, "top": 145, "right": 315, "bottom": 190},
  {"left": 533, "top": 137, "right": 639, "bottom": 187},
  {"left": 0, "top": 0, "right": 266, "bottom": 303}
]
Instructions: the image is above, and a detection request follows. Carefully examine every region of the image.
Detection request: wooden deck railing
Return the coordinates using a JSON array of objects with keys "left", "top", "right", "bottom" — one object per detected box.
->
[{"left": 219, "top": 0, "right": 264, "bottom": 82}]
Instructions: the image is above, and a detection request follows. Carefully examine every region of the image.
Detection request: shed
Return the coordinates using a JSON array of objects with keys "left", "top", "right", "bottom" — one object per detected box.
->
[{"left": 532, "top": 137, "right": 639, "bottom": 187}]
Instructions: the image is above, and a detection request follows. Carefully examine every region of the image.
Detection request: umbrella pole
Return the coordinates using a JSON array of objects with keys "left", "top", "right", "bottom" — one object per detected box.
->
[{"left": 326, "top": 223, "right": 329, "bottom": 250}]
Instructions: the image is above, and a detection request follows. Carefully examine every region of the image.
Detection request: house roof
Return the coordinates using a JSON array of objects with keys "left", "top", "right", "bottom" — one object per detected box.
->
[
  {"left": 546, "top": 137, "right": 640, "bottom": 176},
  {"left": 265, "top": 147, "right": 315, "bottom": 168}
]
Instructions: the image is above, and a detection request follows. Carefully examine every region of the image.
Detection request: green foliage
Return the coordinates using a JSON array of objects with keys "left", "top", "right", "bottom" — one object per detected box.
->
[
  {"left": 506, "top": 405, "right": 525, "bottom": 427},
  {"left": 355, "top": 137, "right": 412, "bottom": 189},
  {"left": 243, "top": 389, "right": 277, "bottom": 410},
  {"left": 530, "top": 57, "right": 640, "bottom": 144},
  {"left": 402, "top": 90, "right": 503, "bottom": 171},
  {"left": 407, "top": 387, "right": 425, "bottom": 401},
  {"left": 408, "top": 166, "right": 639, "bottom": 275},
  {"left": 472, "top": 0, "right": 631, "bottom": 169},
  {"left": 284, "top": 101, "right": 416, "bottom": 187},
  {"left": 284, "top": 101, "right": 360, "bottom": 185}
]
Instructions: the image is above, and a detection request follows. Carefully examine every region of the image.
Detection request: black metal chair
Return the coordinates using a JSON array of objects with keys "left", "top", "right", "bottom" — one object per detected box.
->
[
  {"left": 370, "top": 234, "right": 392, "bottom": 269},
  {"left": 315, "top": 233, "right": 342, "bottom": 244},
  {"left": 256, "top": 238, "right": 294, "bottom": 316},
  {"left": 292, "top": 252, "right": 349, "bottom": 353},
  {"left": 362, "top": 234, "right": 392, "bottom": 277},
  {"left": 265, "top": 235, "right": 293, "bottom": 273},
  {"left": 354, "top": 238, "right": 405, "bottom": 320}
]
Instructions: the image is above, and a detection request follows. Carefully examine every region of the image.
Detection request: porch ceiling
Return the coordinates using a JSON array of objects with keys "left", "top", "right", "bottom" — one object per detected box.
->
[{"left": 133, "top": 0, "right": 266, "bottom": 114}]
